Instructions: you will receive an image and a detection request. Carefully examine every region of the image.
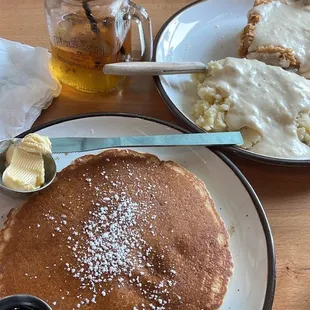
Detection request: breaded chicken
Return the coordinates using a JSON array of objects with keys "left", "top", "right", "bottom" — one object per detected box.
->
[{"left": 239, "top": 0, "right": 310, "bottom": 76}]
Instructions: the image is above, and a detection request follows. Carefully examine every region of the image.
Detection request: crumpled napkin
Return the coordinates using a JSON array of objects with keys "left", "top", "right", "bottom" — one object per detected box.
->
[{"left": 0, "top": 38, "right": 62, "bottom": 140}]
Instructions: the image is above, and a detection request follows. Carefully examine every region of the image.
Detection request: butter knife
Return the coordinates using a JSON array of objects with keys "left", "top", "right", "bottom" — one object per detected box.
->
[{"left": 50, "top": 132, "right": 243, "bottom": 154}]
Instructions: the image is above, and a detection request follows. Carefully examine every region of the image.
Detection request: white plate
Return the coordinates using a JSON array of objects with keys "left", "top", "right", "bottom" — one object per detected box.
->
[
  {"left": 154, "top": 0, "right": 310, "bottom": 166},
  {"left": 0, "top": 114, "right": 275, "bottom": 309}
]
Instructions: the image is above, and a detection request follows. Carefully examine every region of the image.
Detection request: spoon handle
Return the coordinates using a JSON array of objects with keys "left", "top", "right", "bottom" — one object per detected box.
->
[{"left": 103, "top": 61, "right": 206, "bottom": 76}]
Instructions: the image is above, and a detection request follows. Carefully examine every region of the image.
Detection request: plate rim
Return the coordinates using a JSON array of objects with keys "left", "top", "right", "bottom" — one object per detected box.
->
[
  {"left": 18, "top": 112, "right": 276, "bottom": 309},
  {"left": 153, "top": 0, "right": 310, "bottom": 167}
]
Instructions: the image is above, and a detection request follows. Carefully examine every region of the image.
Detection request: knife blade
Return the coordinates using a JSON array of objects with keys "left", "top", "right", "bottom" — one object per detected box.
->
[{"left": 50, "top": 132, "right": 243, "bottom": 154}]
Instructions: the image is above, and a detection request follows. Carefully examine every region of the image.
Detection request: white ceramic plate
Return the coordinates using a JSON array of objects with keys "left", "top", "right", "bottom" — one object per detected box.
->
[
  {"left": 154, "top": 0, "right": 310, "bottom": 166},
  {"left": 0, "top": 114, "right": 275, "bottom": 309}
]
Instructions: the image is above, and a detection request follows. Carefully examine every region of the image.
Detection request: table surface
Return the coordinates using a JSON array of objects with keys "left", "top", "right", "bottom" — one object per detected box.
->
[{"left": 1, "top": 1, "right": 310, "bottom": 309}]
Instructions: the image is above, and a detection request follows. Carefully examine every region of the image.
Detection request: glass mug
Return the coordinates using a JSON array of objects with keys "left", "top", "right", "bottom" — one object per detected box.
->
[{"left": 44, "top": 0, "right": 152, "bottom": 93}]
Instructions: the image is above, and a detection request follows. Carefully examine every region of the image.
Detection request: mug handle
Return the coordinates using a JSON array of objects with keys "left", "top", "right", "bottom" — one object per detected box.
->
[{"left": 129, "top": 1, "right": 153, "bottom": 61}]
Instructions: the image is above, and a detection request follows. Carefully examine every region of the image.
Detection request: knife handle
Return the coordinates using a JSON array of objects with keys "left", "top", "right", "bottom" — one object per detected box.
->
[{"left": 103, "top": 62, "right": 207, "bottom": 76}]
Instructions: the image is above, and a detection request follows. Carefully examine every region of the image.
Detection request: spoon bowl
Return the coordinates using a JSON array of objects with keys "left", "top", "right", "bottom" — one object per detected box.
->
[
  {"left": 0, "top": 294, "right": 52, "bottom": 310},
  {"left": 0, "top": 138, "right": 57, "bottom": 198}
]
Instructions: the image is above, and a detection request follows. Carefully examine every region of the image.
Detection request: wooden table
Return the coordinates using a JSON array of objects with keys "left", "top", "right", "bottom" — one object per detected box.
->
[{"left": 1, "top": 1, "right": 310, "bottom": 309}]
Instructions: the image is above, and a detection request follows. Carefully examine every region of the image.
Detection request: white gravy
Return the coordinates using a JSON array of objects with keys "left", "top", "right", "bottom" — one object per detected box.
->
[
  {"left": 249, "top": 0, "right": 310, "bottom": 78},
  {"left": 205, "top": 57, "right": 310, "bottom": 158}
]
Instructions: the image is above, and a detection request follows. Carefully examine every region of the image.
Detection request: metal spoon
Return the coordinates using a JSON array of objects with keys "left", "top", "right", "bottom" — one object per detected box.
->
[
  {"left": 0, "top": 294, "right": 52, "bottom": 310},
  {"left": 0, "top": 139, "right": 56, "bottom": 198},
  {"left": 103, "top": 61, "right": 207, "bottom": 75}
]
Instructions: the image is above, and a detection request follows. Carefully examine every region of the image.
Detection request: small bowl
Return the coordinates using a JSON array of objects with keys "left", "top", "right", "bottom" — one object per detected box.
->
[
  {"left": 0, "top": 138, "right": 57, "bottom": 198},
  {"left": 0, "top": 294, "right": 52, "bottom": 310}
]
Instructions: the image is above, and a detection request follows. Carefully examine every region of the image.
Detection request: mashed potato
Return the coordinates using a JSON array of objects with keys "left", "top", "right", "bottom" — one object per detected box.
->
[
  {"left": 297, "top": 112, "right": 310, "bottom": 145},
  {"left": 192, "top": 61, "right": 230, "bottom": 132},
  {"left": 192, "top": 61, "right": 262, "bottom": 149},
  {"left": 191, "top": 57, "right": 310, "bottom": 158}
]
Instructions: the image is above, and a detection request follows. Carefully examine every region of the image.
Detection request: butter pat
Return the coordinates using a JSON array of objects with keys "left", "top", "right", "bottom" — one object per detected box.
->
[
  {"left": 5, "top": 144, "right": 15, "bottom": 166},
  {"left": 2, "top": 133, "right": 52, "bottom": 191},
  {"left": 19, "top": 133, "right": 52, "bottom": 154},
  {"left": 2, "top": 148, "right": 44, "bottom": 191}
]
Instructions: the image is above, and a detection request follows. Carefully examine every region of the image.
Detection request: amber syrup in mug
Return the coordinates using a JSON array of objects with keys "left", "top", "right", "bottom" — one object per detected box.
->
[{"left": 50, "top": 13, "right": 131, "bottom": 93}]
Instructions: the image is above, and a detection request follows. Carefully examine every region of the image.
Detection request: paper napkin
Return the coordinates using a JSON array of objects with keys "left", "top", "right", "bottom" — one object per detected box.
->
[{"left": 0, "top": 37, "right": 62, "bottom": 140}]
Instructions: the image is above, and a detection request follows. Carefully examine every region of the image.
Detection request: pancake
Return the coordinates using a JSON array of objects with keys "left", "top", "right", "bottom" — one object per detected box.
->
[{"left": 0, "top": 149, "right": 233, "bottom": 309}]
